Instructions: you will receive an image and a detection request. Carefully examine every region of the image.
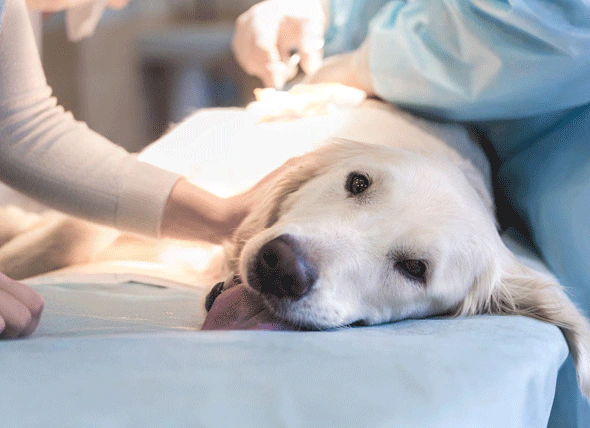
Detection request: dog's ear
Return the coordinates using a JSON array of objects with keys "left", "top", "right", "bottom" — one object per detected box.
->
[
  {"left": 457, "top": 255, "right": 590, "bottom": 399},
  {"left": 458, "top": 158, "right": 496, "bottom": 218},
  {"left": 227, "top": 151, "right": 327, "bottom": 270}
]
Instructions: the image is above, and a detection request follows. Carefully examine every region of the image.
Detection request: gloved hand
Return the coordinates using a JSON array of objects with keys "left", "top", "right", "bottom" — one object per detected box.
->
[{"left": 232, "top": 0, "right": 327, "bottom": 89}]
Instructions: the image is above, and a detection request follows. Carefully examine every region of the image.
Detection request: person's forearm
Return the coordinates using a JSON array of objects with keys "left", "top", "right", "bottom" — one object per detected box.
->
[
  {"left": 0, "top": 0, "right": 181, "bottom": 237},
  {"left": 160, "top": 179, "right": 247, "bottom": 244}
]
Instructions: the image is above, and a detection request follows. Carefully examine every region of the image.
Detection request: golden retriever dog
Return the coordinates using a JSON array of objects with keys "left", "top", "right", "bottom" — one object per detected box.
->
[{"left": 0, "top": 85, "right": 589, "bottom": 399}]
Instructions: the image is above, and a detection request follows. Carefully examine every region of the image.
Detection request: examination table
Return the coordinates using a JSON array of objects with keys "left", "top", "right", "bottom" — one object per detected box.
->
[
  {"left": 1, "top": 102, "right": 588, "bottom": 427},
  {"left": 0, "top": 257, "right": 585, "bottom": 427}
]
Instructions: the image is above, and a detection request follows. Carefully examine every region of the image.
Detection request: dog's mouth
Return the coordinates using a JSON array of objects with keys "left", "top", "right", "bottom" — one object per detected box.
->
[
  {"left": 204, "top": 273, "right": 242, "bottom": 312},
  {"left": 205, "top": 271, "right": 296, "bottom": 317},
  {"left": 204, "top": 270, "right": 366, "bottom": 331},
  {"left": 204, "top": 272, "right": 322, "bottom": 331}
]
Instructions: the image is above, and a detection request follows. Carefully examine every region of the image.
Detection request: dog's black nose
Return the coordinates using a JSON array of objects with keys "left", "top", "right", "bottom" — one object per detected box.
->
[{"left": 249, "top": 235, "right": 317, "bottom": 299}]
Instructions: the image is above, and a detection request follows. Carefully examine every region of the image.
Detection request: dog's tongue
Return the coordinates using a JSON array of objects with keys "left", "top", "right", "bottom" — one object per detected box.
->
[{"left": 201, "top": 282, "right": 299, "bottom": 331}]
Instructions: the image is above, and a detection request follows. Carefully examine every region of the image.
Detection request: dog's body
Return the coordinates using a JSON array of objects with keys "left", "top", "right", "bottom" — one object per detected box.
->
[{"left": 1, "top": 87, "right": 589, "bottom": 398}]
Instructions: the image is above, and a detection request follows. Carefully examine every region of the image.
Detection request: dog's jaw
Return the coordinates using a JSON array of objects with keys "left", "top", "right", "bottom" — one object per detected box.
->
[{"left": 255, "top": 291, "right": 354, "bottom": 330}]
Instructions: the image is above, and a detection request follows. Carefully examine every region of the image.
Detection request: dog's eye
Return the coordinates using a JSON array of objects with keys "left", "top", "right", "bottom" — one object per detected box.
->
[
  {"left": 346, "top": 172, "right": 370, "bottom": 195},
  {"left": 396, "top": 259, "right": 427, "bottom": 282}
]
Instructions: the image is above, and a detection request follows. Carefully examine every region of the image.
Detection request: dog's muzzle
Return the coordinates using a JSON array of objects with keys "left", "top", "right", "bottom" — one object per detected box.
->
[{"left": 247, "top": 234, "right": 317, "bottom": 299}]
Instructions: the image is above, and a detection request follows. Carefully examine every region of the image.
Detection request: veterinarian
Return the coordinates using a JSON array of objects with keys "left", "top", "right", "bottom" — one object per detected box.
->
[
  {"left": 228, "top": 0, "right": 590, "bottom": 322},
  {"left": 0, "top": 0, "right": 278, "bottom": 338}
]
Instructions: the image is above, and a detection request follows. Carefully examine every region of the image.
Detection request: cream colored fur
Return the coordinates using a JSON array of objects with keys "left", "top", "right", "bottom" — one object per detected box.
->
[
  {"left": 228, "top": 138, "right": 590, "bottom": 398},
  {"left": 0, "top": 94, "right": 589, "bottom": 399}
]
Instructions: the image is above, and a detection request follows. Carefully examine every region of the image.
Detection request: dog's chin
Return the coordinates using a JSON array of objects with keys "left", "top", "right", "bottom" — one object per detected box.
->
[
  {"left": 253, "top": 290, "right": 363, "bottom": 331},
  {"left": 256, "top": 294, "right": 317, "bottom": 330}
]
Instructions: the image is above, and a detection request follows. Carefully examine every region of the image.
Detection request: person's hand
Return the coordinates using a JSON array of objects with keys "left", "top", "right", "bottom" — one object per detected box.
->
[
  {"left": 233, "top": 0, "right": 327, "bottom": 89},
  {"left": 201, "top": 283, "right": 297, "bottom": 331},
  {"left": 26, "top": 0, "right": 130, "bottom": 12},
  {"left": 302, "top": 50, "right": 375, "bottom": 95},
  {"left": 160, "top": 156, "right": 303, "bottom": 244},
  {"left": 0, "top": 273, "right": 44, "bottom": 339}
]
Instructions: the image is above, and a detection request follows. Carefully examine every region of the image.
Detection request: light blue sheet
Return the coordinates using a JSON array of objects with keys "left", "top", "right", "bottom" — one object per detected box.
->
[
  {"left": 0, "top": 283, "right": 576, "bottom": 428},
  {"left": 0, "top": 234, "right": 586, "bottom": 427}
]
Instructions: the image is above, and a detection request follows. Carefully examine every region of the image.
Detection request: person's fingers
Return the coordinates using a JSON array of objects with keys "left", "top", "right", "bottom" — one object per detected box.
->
[
  {"left": 234, "top": 32, "right": 281, "bottom": 88},
  {"left": 238, "top": 33, "right": 289, "bottom": 88},
  {"left": 0, "top": 273, "right": 44, "bottom": 338},
  {"left": 254, "top": 23, "right": 287, "bottom": 88},
  {"left": 301, "top": 53, "right": 357, "bottom": 87},
  {"left": 0, "top": 273, "right": 44, "bottom": 319},
  {"left": 0, "top": 289, "right": 33, "bottom": 339},
  {"left": 230, "top": 154, "right": 305, "bottom": 214},
  {"left": 276, "top": 17, "right": 300, "bottom": 61},
  {"left": 298, "top": 18, "right": 324, "bottom": 76},
  {"left": 0, "top": 315, "right": 5, "bottom": 336},
  {"left": 299, "top": 47, "right": 323, "bottom": 76},
  {"left": 234, "top": 4, "right": 300, "bottom": 89},
  {"left": 18, "top": 300, "right": 42, "bottom": 338},
  {"left": 274, "top": 16, "right": 322, "bottom": 86},
  {"left": 267, "top": 62, "right": 291, "bottom": 89},
  {"left": 18, "top": 314, "right": 41, "bottom": 338}
]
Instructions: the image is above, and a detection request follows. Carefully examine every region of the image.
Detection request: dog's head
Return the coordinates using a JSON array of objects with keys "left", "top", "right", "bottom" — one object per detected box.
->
[
  {"left": 230, "top": 140, "right": 590, "bottom": 397},
  {"left": 232, "top": 140, "right": 499, "bottom": 327}
]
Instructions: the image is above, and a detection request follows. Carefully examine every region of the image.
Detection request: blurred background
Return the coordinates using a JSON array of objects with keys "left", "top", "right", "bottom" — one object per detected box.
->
[{"left": 35, "top": 0, "right": 261, "bottom": 153}]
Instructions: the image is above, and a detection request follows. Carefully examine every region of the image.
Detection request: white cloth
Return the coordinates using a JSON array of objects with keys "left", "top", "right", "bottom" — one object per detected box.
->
[{"left": 0, "top": 0, "right": 181, "bottom": 237}]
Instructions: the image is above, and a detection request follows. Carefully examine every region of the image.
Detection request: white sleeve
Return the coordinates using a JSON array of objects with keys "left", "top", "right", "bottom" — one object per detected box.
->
[{"left": 0, "top": 0, "right": 181, "bottom": 237}]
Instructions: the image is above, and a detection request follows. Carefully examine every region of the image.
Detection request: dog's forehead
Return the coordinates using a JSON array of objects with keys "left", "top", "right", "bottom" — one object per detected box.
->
[
  {"left": 332, "top": 146, "right": 423, "bottom": 168},
  {"left": 275, "top": 144, "right": 492, "bottom": 251},
  {"left": 325, "top": 149, "right": 470, "bottom": 204},
  {"left": 327, "top": 146, "right": 461, "bottom": 182},
  {"left": 295, "top": 150, "right": 490, "bottom": 253},
  {"left": 284, "top": 167, "right": 480, "bottom": 247}
]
